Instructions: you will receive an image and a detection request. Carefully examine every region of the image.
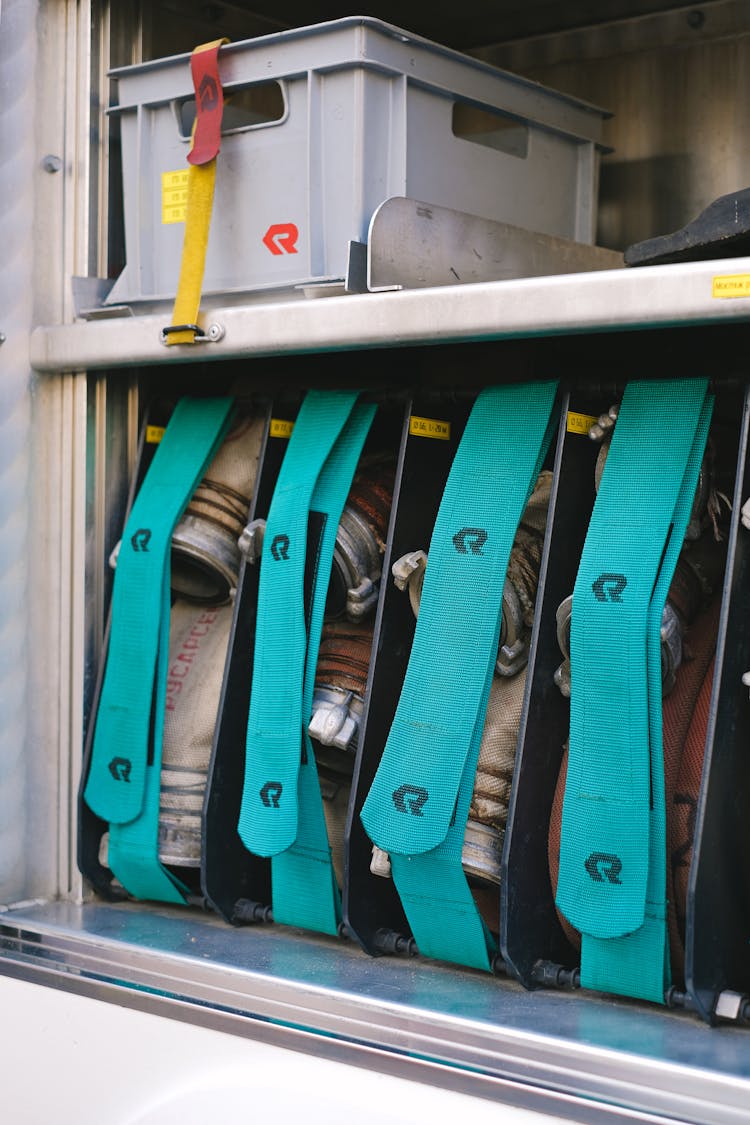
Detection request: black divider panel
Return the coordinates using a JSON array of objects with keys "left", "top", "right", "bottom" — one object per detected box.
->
[
  {"left": 687, "top": 385, "right": 750, "bottom": 1022},
  {"left": 204, "top": 394, "right": 408, "bottom": 927},
  {"left": 202, "top": 398, "right": 298, "bottom": 921},
  {"left": 502, "top": 389, "right": 603, "bottom": 985},
  {"left": 345, "top": 394, "right": 476, "bottom": 955}
]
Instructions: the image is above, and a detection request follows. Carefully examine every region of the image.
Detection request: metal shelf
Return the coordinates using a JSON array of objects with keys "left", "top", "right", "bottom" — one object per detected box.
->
[
  {"left": 1, "top": 900, "right": 750, "bottom": 1124},
  {"left": 31, "top": 257, "right": 750, "bottom": 374}
]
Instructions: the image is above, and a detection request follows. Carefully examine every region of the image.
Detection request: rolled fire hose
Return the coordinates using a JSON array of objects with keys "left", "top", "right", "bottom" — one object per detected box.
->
[
  {"left": 101, "top": 599, "right": 235, "bottom": 873},
  {"left": 554, "top": 380, "right": 713, "bottom": 1004},
  {"left": 554, "top": 535, "right": 725, "bottom": 700},
  {"left": 308, "top": 464, "right": 394, "bottom": 887},
  {"left": 312, "top": 619, "right": 375, "bottom": 890},
  {"left": 92, "top": 405, "right": 263, "bottom": 895},
  {"left": 548, "top": 594, "right": 720, "bottom": 984},
  {"left": 554, "top": 404, "right": 720, "bottom": 699},
  {"left": 310, "top": 619, "right": 374, "bottom": 771},
  {"left": 158, "top": 600, "right": 235, "bottom": 867},
  {"left": 550, "top": 388, "right": 723, "bottom": 996},
  {"left": 160, "top": 413, "right": 263, "bottom": 867},
  {"left": 665, "top": 605, "right": 719, "bottom": 982},
  {"left": 361, "top": 383, "right": 559, "bottom": 971},
  {"left": 234, "top": 436, "right": 393, "bottom": 922},
  {"left": 238, "top": 391, "right": 377, "bottom": 936},
  {"left": 171, "top": 413, "right": 264, "bottom": 604},
  {"left": 84, "top": 398, "right": 234, "bottom": 903},
  {"left": 382, "top": 471, "right": 551, "bottom": 896},
  {"left": 327, "top": 458, "right": 395, "bottom": 621},
  {"left": 395, "top": 472, "right": 551, "bottom": 679}
]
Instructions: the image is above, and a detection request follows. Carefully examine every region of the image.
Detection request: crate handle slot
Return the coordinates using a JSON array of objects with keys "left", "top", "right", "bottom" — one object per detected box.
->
[
  {"left": 174, "top": 80, "right": 287, "bottom": 141},
  {"left": 452, "top": 100, "right": 529, "bottom": 159}
]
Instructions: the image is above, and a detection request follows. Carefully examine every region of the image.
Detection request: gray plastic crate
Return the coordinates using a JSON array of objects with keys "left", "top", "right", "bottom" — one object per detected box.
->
[{"left": 106, "top": 17, "right": 609, "bottom": 308}]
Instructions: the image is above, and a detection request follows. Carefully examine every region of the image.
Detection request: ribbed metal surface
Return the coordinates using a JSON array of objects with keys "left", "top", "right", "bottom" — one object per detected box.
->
[
  {"left": 0, "top": 0, "right": 37, "bottom": 897},
  {"left": 479, "top": 0, "right": 750, "bottom": 253}
]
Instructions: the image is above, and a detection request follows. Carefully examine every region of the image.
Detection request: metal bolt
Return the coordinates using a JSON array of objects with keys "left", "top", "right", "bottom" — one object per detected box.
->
[
  {"left": 237, "top": 518, "right": 265, "bottom": 563},
  {"left": 589, "top": 402, "right": 619, "bottom": 443},
  {"left": 687, "top": 9, "right": 706, "bottom": 31},
  {"left": 206, "top": 323, "right": 225, "bottom": 342},
  {"left": 41, "top": 154, "right": 63, "bottom": 174}
]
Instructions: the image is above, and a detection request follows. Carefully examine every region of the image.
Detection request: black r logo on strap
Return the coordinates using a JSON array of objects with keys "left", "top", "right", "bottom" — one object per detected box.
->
[
  {"left": 585, "top": 852, "right": 623, "bottom": 884},
  {"left": 130, "top": 529, "right": 151, "bottom": 552},
  {"left": 260, "top": 781, "right": 283, "bottom": 808},
  {"left": 452, "top": 527, "right": 488, "bottom": 556},
  {"left": 198, "top": 74, "right": 219, "bottom": 112},
  {"left": 270, "top": 534, "right": 290, "bottom": 561},
  {"left": 108, "top": 756, "right": 132, "bottom": 783},
  {"left": 592, "top": 573, "right": 627, "bottom": 603},
  {"left": 392, "top": 784, "right": 429, "bottom": 816}
]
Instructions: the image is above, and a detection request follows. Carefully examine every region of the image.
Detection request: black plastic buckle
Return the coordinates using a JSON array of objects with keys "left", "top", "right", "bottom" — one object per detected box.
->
[{"left": 160, "top": 323, "right": 207, "bottom": 344}]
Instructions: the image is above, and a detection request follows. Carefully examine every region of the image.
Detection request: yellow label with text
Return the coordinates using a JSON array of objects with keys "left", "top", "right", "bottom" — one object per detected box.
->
[
  {"left": 162, "top": 170, "right": 189, "bottom": 224},
  {"left": 409, "top": 415, "right": 451, "bottom": 440},
  {"left": 270, "top": 418, "right": 294, "bottom": 439},
  {"left": 146, "top": 425, "right": 165, "bottom": 444},
  {"left": 566, "top": 411, "right": 598, "bottom": 436},
  {"left": 712, "top": 273, "right": 750, "bottom": 299}
]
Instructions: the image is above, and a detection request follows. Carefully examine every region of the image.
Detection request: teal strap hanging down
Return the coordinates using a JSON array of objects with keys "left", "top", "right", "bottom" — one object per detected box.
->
[
  {"left": 361, "top": 382, "right": 559, "bottom": 970},
  {"left": 272, "top": 403, "right": 376, "bottom": 932},
  {"left": 84, "top": 398, "right": 233, "bottom": 903},
  {"left": 555, "top": 379, "right": 712, "bottom": 1003},
  {"left": 237, "top": 390, "right": 375, "bottom": 935}
]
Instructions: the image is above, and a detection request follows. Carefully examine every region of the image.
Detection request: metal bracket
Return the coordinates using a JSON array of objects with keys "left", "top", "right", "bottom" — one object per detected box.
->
[{"left": 159, "top": 322, "right": 225, "bottom": 345}]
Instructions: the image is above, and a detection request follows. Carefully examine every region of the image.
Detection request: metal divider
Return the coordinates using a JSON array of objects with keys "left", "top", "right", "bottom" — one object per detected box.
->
[
  {"left": 501, "top": 387, "right": 595, "bottom": 985},
  {"left": 687, "top": 384, "right": 750, "bottom": 1024},
  {"left": 345, "top": 394, "right": 474, "bottom": 955},
  {"left": 201, "top": 398, "right": 293, "bottom": 922}
]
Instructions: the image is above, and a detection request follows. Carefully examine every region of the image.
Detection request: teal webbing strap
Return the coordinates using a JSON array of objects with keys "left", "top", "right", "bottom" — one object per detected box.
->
[
  {"left": 272, "top": 403, "right": 376, "bottom": 932},
  {"left": 238, "top": 390, "right": 359, "bottom": 854},
  {"left": 237, "top": 391, "right": 375, "bottom": 935},
  {"left": 84, "top": 397, "right": 234, "bottom": 902},
  {"left": 555, "top": 379, "right": 712, "bottom": 1002},
  {"left": 361, "top": 382, "right": 559, "bottom": 969}
]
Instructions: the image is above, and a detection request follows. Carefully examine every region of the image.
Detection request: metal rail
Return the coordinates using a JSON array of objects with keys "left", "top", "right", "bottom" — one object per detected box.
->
[{"left": 30, "top": 258, "right": 750, "bottom": 374}]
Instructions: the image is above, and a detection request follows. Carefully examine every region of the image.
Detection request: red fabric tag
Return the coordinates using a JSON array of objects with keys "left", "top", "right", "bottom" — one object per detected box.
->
[{"left": 187, "top": 40, "right": 227, "bottom": 166}]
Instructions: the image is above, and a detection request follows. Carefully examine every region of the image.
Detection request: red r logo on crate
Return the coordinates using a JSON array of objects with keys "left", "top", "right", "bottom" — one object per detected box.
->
[{"left": 263, "top": 223, "right": 299, "bottom": 255}]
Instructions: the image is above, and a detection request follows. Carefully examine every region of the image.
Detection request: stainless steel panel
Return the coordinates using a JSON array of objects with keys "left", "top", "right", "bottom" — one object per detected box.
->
[
  {"left": 30, "top": 256, "right": 750, "bottom": 372},
  {"left": 478, "top": 1, "right": 750, "bottom": 252},
  {"left": 145, "top": 2, "right": 724, "bottom": 56},
  {"left": 1, "top": 901, "right": 750, "bottom": 1124},
  {"left": 367, "top": 198, "right": 622, "bottom": 291}
]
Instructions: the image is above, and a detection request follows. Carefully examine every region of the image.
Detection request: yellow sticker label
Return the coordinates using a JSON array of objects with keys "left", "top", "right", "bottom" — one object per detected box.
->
[
  {"left": 146, "top": 425, "right": 166, "bottom": 444},
  {"left": 409, "top": 415, "right": 451, "bottom": 440},
  {"left": 712, "top": 273, "right": 750, "bottom": 298},
  {"left": 566, "top": 411, "right": 598, "bottom": 436},
  {"left": 162, "top": 169, "right": 189, "bottom": 224},
  {"left": 269, "top": 418, "right": 294, "bottom": 439}
]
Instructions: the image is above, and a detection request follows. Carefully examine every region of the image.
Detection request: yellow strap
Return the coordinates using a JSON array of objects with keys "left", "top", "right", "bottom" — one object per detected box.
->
[
  {"left": 167, "top": 160, "right": 217, "bottom": 345},
  {"left": 166, "top": 38, "right": 228, "bottom": 347}
]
